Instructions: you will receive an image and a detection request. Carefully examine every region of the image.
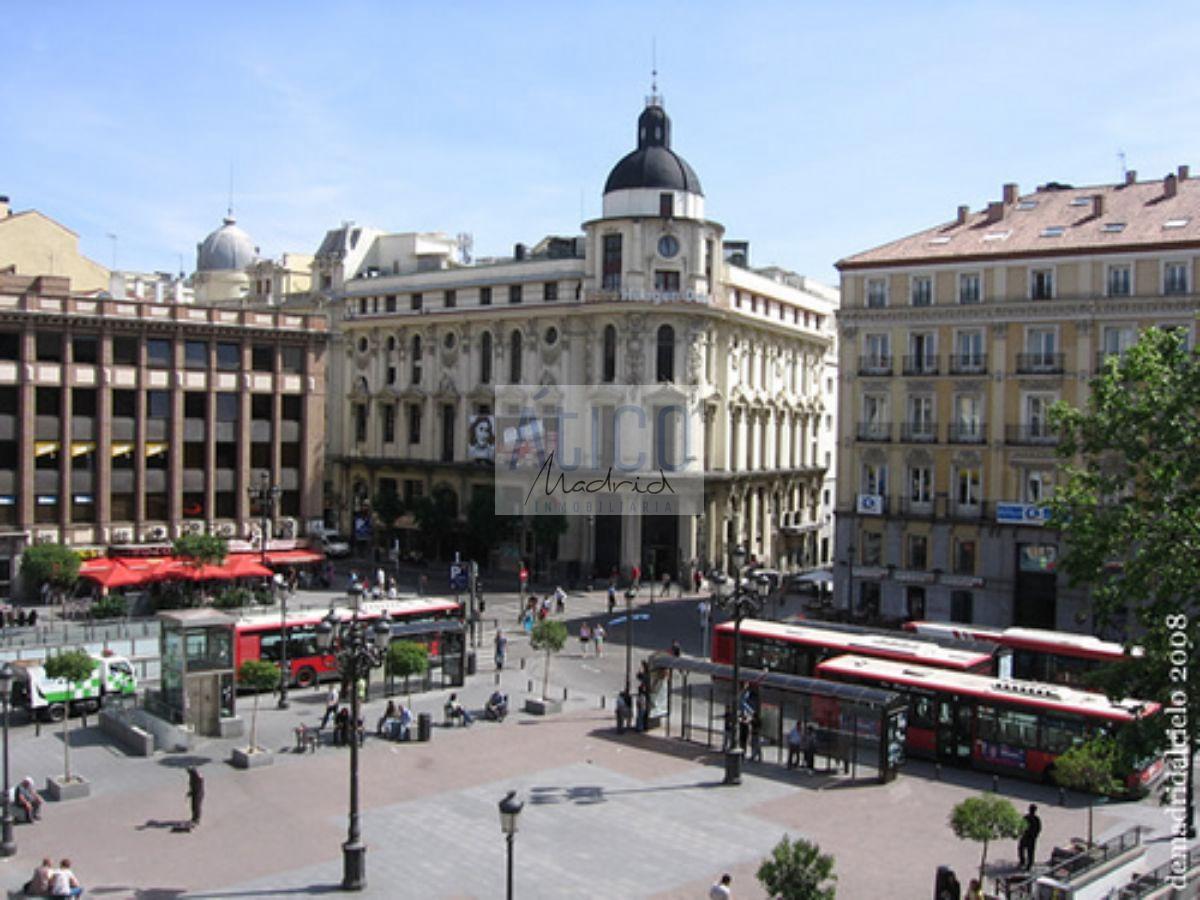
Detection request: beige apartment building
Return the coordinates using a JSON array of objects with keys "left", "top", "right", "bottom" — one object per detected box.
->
[
  {"left": 0, "top": 196, "right": 110, "bottom": 294},
  {"left": 835, "top": 167, "right": 1200, "bottom": 631},
  {"left": 0, "top": 272, "right": 328, "bottom": 595}
]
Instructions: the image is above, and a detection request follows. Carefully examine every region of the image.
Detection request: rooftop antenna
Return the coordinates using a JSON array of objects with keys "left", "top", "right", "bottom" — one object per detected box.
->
[
  {"left": 227, "top": 161, "right": 235, "bottom": 219},
  {"left": 1117, "top": 150, "right": 1127, "bottom": 182},
  {"left": 648, "top": 37, "right": 662, "bottom": 106}
]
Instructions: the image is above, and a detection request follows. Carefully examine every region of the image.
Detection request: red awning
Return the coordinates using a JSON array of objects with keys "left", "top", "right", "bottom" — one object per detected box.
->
[
  {"left": 227, "top": 555, "right": 274, "bottom": 579},
  {"left": 79, "top": 558, "right": 148, "bottom": 589},
  {"left": 265, "top": 549, "right": 325, "bottom": 566}
]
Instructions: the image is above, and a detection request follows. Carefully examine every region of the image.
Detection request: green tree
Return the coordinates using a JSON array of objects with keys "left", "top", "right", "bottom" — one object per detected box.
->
[
  {"left": 43, "top": 650, "right": 97, "bottom": 784},
  {"left": 464, "top": 486, "right": 517, "bottom": 563},
  {"left": 412, "top": 486, "right": 459, "bottom": 559},
  {"left": 386, "top": 641, "right": 429, "bottom": 703},
  {"left": 20, "top": 543, "right": 80, "bottom": 607},
  {"left": 756, "top": 834, "right": 837, "bottom": 900},
  {"left": 949, "top": 793, "right": 1024, "bottom": 884},
  {"left": 236, "top": 660, "right": 280, "bottom": 753},
  {"left": 1047, "top": 327, "right": 1200, "bottom": 833},
  {"left": 90, "top": 593, "right": 129, "bottom": 620},
  {"left": 1053, "top": 737, "right": 1123, "bottom": 846},
  {"left": 373, "top": 483, "right": 405, "bottom": 553},
  {"left": 173, "top": 534, "right": 228, "bottom": 568},
  {"left": 528, "top": 514, "right": 567, "bottom": 578},
  {"left": 530, "top": 619, "right": 568, "bottom": 700}
]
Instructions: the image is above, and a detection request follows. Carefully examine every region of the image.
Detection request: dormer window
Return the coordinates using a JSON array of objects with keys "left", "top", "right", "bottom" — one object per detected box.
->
[{"left": 660, "top": 193, "right": 673, "bottom": 218}]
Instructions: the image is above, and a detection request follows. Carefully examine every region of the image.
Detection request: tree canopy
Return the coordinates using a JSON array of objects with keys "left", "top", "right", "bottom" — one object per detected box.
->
[
  {"left": 20, "top": 543, "right": 80, "bottom": 600},
  {"left": 756, "top": 834, "right": 837, "bottom": 900},
  {"left": 1053, "top": 736, "right": 1123, "bottom": 845},
  {"left": 531, "top": 619, "right": 568, "bottom": 700},
  {"left": 173, "top": 534, "right": 229, "bottom": 568},
  {"left": 949, "top": 794, "right": 1024, "bottom": 884}
]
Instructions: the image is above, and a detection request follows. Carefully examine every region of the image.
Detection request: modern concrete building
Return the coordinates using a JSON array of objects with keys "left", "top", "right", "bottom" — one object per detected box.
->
[
  {"left": 0, "top": 272, "right": 328, "bottom": 595},
  {"left": 834, "top": 167, "right": 1200, "bottom": 630},
  {"left": 325, "top": 95, "right": 839, "bottom": 582}
]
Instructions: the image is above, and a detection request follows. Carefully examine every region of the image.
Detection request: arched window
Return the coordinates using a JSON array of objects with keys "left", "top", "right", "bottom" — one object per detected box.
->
[
  {"left": 480, "top": 332, "right": 493, "bottom": 384},
  {"left": 656, "top": 324, "right": 675, "bottom": 382},
  {"left": 411, "top": 335, "right": 422, "bottom": 385},
  {"left": 509, "top": 330, "right": 523, "bottom": 383},
  {"left": 602, "top": 325, "right": 617, "bottom": 383}
]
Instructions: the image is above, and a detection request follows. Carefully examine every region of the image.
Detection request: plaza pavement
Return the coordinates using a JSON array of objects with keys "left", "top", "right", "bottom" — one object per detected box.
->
[{"left": 0, "top": 586, "right": 1186, "bottom": 898}]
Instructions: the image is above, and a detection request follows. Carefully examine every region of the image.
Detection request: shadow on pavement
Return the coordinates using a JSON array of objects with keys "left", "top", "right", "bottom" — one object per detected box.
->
[
  {"left": 172, "top": 885, "right": 346, "bottom": 897},
  {"left": 157, "top": 754, "right": 215, "bottom": 769}
]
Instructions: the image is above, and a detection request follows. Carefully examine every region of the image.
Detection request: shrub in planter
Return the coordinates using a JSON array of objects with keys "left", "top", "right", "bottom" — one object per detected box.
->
[{"left": 91, "top": 593, "right": 128, "bottom": 620}]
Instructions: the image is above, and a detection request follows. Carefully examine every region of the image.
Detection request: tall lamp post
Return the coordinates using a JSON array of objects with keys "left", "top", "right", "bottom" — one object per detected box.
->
[
  {"left": 623, "top": 586, "right": 636, "bottom": 697},
  {"left": 0, "top": 662, "right": 14, "bottom": 857},
  {"left": 316, "top": 588, "right": 392, "bottom": 891},
  {"left": 713, "top": 545, "right": 768, "bottom": 786},
  {"left": 249, "top": 472, "right": 285, "bottom": 707},
  {"left": 498, "top": 790, "right": 524, "bottom": 900}
]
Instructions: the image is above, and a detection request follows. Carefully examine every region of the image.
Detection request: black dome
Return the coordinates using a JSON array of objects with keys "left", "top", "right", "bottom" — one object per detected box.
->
[{"left": 603, "top": 103, "right": 703, "bottom": 196}]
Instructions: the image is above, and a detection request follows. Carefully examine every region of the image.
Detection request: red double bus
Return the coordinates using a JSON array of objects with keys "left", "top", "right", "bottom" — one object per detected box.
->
[
  {"left": 712, "top": 619, "right": 995, "bottom": 677},
  {"left": 235, "top": 597, "right": 462, "bottom": 688},
  {"left": 815, "top": 654, "right": 1162, "bottom": 792},
  {"left": 903, "top": 621, "right": 1140, "bottom": 688}
]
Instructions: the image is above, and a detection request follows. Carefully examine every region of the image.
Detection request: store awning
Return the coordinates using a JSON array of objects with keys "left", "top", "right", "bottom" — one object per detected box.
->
[
  {"left": 34, "top": 441, "right": 60, "bottom": 458},
  {"left": 265, "top": 549, "right": 325, "bottom": 566},
  {"left": 70, "top": 442, "right": 96, "bottom": 458}
]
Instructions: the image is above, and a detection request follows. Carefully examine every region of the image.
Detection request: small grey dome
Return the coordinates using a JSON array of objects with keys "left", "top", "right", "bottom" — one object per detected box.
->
[
  {"left": 197, "top": 216, "right": 257, "bottom": 272},
  {"left": 604, "top": 103, "right": 703, "bottom": 196}
]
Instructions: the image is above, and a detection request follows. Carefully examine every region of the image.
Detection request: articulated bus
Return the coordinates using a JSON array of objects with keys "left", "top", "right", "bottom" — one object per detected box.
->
[
  {"left": 903, "top": 621, "right": 1140, "bottom": 688},
  {"left": 235, "top": 597, "right": 462, "bottom": 689},
  {"left": 816, "top": 654, "right": 1163, "bottom": 792},
  {"left": 712, "top": 619, "right": 996, "bottom": 678}
]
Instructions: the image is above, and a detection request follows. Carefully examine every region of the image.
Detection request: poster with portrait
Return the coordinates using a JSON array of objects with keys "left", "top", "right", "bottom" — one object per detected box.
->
[{"left": 467, "top": 414, "right": 495, "bottom": 461}]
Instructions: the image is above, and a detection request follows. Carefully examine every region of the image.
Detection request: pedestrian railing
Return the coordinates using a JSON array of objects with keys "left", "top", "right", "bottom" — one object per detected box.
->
[{"left": 1117, "top": 847, "right": 1196, "bottom": 898}]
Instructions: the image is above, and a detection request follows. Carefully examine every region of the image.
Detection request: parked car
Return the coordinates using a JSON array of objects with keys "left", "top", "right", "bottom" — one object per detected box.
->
[{"left": 320, "top": 533, "right": 352, "bottom": 558}]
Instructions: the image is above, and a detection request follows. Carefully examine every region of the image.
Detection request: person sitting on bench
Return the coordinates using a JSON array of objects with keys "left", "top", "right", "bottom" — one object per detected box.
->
[
  {"left": 485, "top": 690, "right": 508, "bottom": 721},
  {"left": 445, "top": 693, "right": 472, "bottom": 726},
  {"left": 395, "top": 704, "right": 413, "bottom": 741},
  {"left": 15, "top": 777, "right": 43, "bottom": 822}
]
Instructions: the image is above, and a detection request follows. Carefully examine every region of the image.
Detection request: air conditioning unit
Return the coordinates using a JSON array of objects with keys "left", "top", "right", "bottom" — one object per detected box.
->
[
  {"left": 184, "top": 521, "right": 204, "bottom": 536},
  {"left": 111, "top": 528, "right": 133, "bottom": 544},
  {"left": 148, "top": 526, "right": 167, "bottom": 541},
  {"left": 278, "top": 517, "right": 297, "bottom": 538},
  {"left": 217, "top": 523, "right": 235, "bottom": 537},
  {"left": 35, "top": 529, "right": 58, "bottom": 544}
]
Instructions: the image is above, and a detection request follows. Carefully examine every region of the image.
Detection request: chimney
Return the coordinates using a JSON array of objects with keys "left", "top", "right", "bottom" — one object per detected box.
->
[
  {"left": 1165, "top": 173, "right": 1178, "bottom": 198},
  {"left": 956, "top": 205, "right": 970, "bottom": 225},
  {"left": 1092, "top": 194, "right": 1105, "bottom": 218},
  {"left": 108, "top": 272, "right": 126, "bottom": 299},
  {"left": 514, "top": 243, "right": 526, "bottom": 261},
  {"left": 1002, "top": 183, "right": 1019, "bottom": 205},
  {"left": 154, "top": 281, "right": 165, "bottom": 304},
  {"left": 985, "top": 201, "right": 1004, "bottom": 224},
  {"left": 0, "top": 195, "right": 9, "bottom": 218},
  {"left": 1178, "top": 165, "right": 1190, "bottom": 181},
  {"left": 173, "top": 280, "right": 184, "bottom": 303},
  {"left": 1125, "top": 169, "right": 1137, "bottom": 186}
]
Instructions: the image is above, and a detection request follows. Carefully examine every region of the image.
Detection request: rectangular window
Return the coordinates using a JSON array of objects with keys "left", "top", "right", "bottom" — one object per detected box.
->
[
  {"left": 954, "top": 539, "right": 976, "bottom": 574},
  {"left": 908, "top": 466, "right": 932, "bottom": 504},
  {"left": 950, "top": 590, "right": 973, "bottom": 623},
  {"left": 251, "top": 345, "right": 274, "bottom": 372},
  {"left": 910, "top": 275, "right": 932, "bottom": 307},
  {"left": 112, "top": 389, "right": 136, "bottom": 418},
  {"left": 148, "top": 390, "right": 170, "bottom": 419},
  {"left": 410, "top": 293, "right": 423, "bottom": 311},
  {"left": 866, "top": 278, "right": 887, "bottom": 308},
  {"left": 602, "top": 234, "right": 622, "bottom": 291},
  {"left": 1030, "top": 268, "right": 1054, "bottom": 300},
  {"left": 407, "top": 403, "right": 422, "bottom": 444},
  {"left": 1165, "top": 261, "right": 1189, "bottom": 295},
  {"left": 907, "top": 534, "right": 928, "bottom": 570},
  {"left": 659, "top": 192, "right": 674, "bottom": 217},
  {"left": 385, "top": 295, "right": 397, "bottom": 313},
  {"left": 509, "top": 284, "right": 522, "bottom": 304},
  {"left": 184, "top": 340, "right": 208, "bottom": 369},
  {"left": 444, "top": 289, "right": 456, "bottom": 308},
  {"left": 480, "top": 287, "right": 492, "bottom": 306},
  {"left": 215, "top": 342, "right": 240, "bottom": 371},
  {"left": 36, "top": 333, "right": 62, "bottom": 362},
  {"left": 957, "top": 467, "right": 981, "bottom": 506},
  {"left": 354, "top": 404, "right": 367, "bottom": 444},
  {"left": 907, "top": 395, "right": 934, "bottom": 439},
  {"left": 215, "top": 393, "right": 239, "bottom": 422},
  {"left": 864, "top": 333, "right": 890, "bottom": 368},
  {"left": 111, "top": 336, "right": 136, "bottom": 367},
  {"left": 0, "top": 332, "right": 20, "bottom": 362},
  {"left": 861, "top": 531, "right": 883, "bottom": 566},
  {"left": 543, "top": 282, "right": 557, "bottom": 302},
  {"left": 71, "top": 335, "right": 98, "bottom": 364},
  {"left": 1025, "top": 470, "right": 1050, "bottom": 504},
  {"left": 861, "top": 461, "right": 887, "bottom": 496},
  {"left": 147, "top": 339, "right": 172, "bottom": 368},
  {"left": 654, "top": 270, "right": 681, "bottom": 292},
  {"left": 959, "top": 273, "right": 981, "bottom": 304},
  {"left": 1026, "top": 327, "right": 1057, "bottom": 360},
  {"left": 383, "top": 404, "right": 396, "bottom": 444},
  {"left": 1107, "top": 264, "right": 1131, "bottom": 297},
  {"left": 280, "top": 346, "right": 303, "bottom": 374}
]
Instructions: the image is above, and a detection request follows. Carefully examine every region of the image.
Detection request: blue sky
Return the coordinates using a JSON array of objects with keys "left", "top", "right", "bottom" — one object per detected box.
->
[{"left": 5, "top": 2, "right": 1199, "bottom": 286}]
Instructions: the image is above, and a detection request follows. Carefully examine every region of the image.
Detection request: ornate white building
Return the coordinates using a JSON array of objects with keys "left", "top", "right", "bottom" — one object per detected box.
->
[{"left": 325, "top": 96, "right": 839, "bottom": 581}]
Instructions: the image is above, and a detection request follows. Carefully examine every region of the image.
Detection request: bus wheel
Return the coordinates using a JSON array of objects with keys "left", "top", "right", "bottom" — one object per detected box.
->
[
  {"left": 45, "top": 703, "right": 66, "bottom": 723},
  {"left": 296, "top": 667, "right": 318, "bottom": 689}
]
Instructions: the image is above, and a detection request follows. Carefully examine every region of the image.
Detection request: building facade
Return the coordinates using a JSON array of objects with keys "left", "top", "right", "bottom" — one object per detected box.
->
[
  {"left": 326, "top": 97, "right": 839, "bottom": 581},
  {"left": 0, "top": 272, "right": 328, "bottom": 594},
  {"left": 0, "top": 196, "right": 110, "bottom": 294},
  {"left": 834, "top": 167, "right": 1200, "bottom": 630}
]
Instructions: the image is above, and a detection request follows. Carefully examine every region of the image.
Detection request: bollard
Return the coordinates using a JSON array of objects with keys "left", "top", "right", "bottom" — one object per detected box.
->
[
  {"left": 600, "top": 695, "right": 606, "bottom": 709},
  {"left": 494, "top": 671, "right": 500, "bottom": 685},
  {"left": 934, "top": 763, "right": 941, "bottom": 781},
  {"left": 527, "top": 679, "right": 533, "bottom": 693},
  {"left": 991, "top": 774, "right": 999, "bottom": 793},
  {"left": 520, "top": 657, "right": 526, "bottom": 670},
  {"left": 1058, "top": 787, "right": 1066, "bottom": 806},
  {"left": 563, "top": 686, "right": 568, "bottom": 700}
]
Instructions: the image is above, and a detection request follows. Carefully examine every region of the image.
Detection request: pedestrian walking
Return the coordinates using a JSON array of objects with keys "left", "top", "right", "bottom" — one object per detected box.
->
[
  {"left": 578, "top": 621, "right": 591, "bottom": 655},
  {"left": 592, "top": 623, "right": 605, "bottom": 657},
  {"left": 615, "top": 690, "right": 631, "bottom": 734},
  {"left": 607, "top": 583, "right": 616, "bottom": 614},
  {"left": 186, "top": 766, "right": 204, "bottom": 829},
  {"left": 518, "top": 561, "right": 529, "bottom": 597},
  {"left": 709, "top": 873, "right": 733, "bottom": 899},
  {"left": 803, "top": 723, "right": 818, "bottom": 770},
  {"left": 1018, "top": 803, "right": 1042, "bottom": 870},
  {"left": 786, "top": 722, "right": 803, "bottom": 769},
  {"left": 631, "top": 563, "right": 641, "bottom": 591},
  {"left": 554, "top": 585, "right": 567, "bottom": 614},
  {"left": 635, "top": 686, "right": 648, "bottom": 732},
  {"left": 749, "top": 713, "right": 763, "bottom": 762},
  {"left": 693, "top": 569, "right": 703, "bottom": 593},
  {"left": 320, "top": 683, "right": 340, "bottom": 729},
  {"left": 494, "top": 628, "right": 508, "bottom": 671}
]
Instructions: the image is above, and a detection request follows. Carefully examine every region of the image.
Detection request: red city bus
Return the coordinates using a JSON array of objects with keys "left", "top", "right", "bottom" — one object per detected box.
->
[
  {"left": 235, "top": 597, "right": 462, "bottom": 688},
  {"left": 815, "top": 654, "right": 1162, "bottom": 792},
  {"left": 903, "top": 621, "right": 1141, "bottom": 688},
  {"left": 712, "top": 619, "right": 995, "bottom": 678}
]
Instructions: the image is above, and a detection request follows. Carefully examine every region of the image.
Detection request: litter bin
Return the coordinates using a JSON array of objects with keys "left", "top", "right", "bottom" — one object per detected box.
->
[
  {"left": 935, "top": 865, "right": 960, "bottom": 900},
  {"left": 467, "top": 650, "right": 477, "bottom": 677},
  {"left": 417, "top": 712, "right": 432, "bottom": 742}
]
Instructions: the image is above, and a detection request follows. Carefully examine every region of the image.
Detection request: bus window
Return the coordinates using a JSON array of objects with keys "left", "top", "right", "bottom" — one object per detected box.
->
[
  {"left": 975, "top": 705, "right": 1000, "bottom": 743},
  {"left": 1053, "top": 654, "right": 1092, "bottom": 686},
  {"left": 996, "top": 709, "right": 1039, "bottom": 749},
  {"left": 1042, "top": 715, "right": 1085, "bottom": 754},
  {"left": 910, "top": 696, "right": 935, "bottom": 729},
  {"left": 260, "top": 633, "right": 282, "bottom": 662}
]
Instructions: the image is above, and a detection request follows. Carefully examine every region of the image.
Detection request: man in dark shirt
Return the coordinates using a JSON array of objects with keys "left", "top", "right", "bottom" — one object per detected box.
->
[{"left": 1018, "top": 803, "right": 1041, "bottom": 869}]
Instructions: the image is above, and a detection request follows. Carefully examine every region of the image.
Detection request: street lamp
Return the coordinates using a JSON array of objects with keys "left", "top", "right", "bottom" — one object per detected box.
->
[
  {"left": 623, "top": 586, "right": 636, "bottom": 697},
  {"left": 0, "top": 662, "right": 13, "bottom": 857},
  {"left": 498, "top": 790, "right": 524, "bottom": 900},
  {"left": 315, "top": 590, "right": 392, "bottom": 891},
  {"left": 249, "top": 472, "right": 286, "bottom": 708},
  {"left": 713, "top": 545, "right": 767, "bottom": 786}
]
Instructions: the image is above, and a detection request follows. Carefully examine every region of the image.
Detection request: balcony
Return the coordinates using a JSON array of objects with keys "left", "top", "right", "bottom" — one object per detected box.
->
[
  {"left": 1005, "top": 424, "right": 1059, "bottom": 445},
  {"left": 1094, "top": 350, "right": 1126, "bottom": 373},
  {"left": 949, "top": 500, "right": 986, "bottom": 521},
  {"left": 857, "top": 355, "right": 893, "bottom": 376},
  {"left": 900, "top": 422, "right": 937, "bottom": 443},
  {"left": 902, "top": 355, "right": 939, "bottom": 376},
  {"left": 1015, "top": 352, "right": 1065, "bottom": 374},
  {"left": 948, "top": 354, "right": 987, "bottom": 375},
  {"left": 900, "top": 498, "right": 935, "bottom": 518},
  {"left": 856, "top": 422, "right": 892, "bottom": 442},
  {"left": 948, "top": 422, "right": 987, "bottom": 444}
]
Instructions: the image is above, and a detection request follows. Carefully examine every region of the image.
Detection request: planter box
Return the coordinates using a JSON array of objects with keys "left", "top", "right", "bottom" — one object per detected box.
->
[
  {"left": 524, "top": 698, "right": 563, "bottom": 716},
  {"left": 230, "top": 747, "right": 274, "bottom": 769},
  {"left": 45, "top": 776, "right": 90, "bottom": 801}
]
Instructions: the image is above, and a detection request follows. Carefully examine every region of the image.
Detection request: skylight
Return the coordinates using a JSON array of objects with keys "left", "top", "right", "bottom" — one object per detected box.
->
[
  {"left": 927, "top": 236, "right": 952, "bottom": 245},
  {"left": 1164, "top": 218, "right": 1191, "bottom": 229},
  {"left": 1069, "top": 196, "right": 1093, "bottom": 207},
  {"left": 982, "top": 230, "right": 1012, "bottom": 242},
  {"left": 1040, "top": 226, "right": 1065, "bottom": 238},
  {"left": 1101, "top": 222, "right": 1126, "bottom": 233},
  {"left": 1016, "top": 200, "right": 1038, "bottom": 210}
]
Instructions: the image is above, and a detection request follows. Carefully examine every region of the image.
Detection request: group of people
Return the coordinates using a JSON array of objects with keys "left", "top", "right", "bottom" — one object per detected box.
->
[
  {"left": 785, "top": 722, "right": 819, "bottom": 770},
  {"left": 348, "top": 569, "right": 402, "bottom": 600},
  {"left": 23, "top": 857, "right": 82, "bottom": 898},
  {"left": 318, "top": 683, "right": 367, "bottom": 747},
  {"left": 577, "top": 621, "right": 605, "bottom": 656},
  {"left": 518, "top": 586, "right": 569, "bottom": 632},
  {"left": 0, "top": 607, "right": 39, "bottom": 629},
  {"left": 376, "top": 700, "right": 415, "bottom": 741}
]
